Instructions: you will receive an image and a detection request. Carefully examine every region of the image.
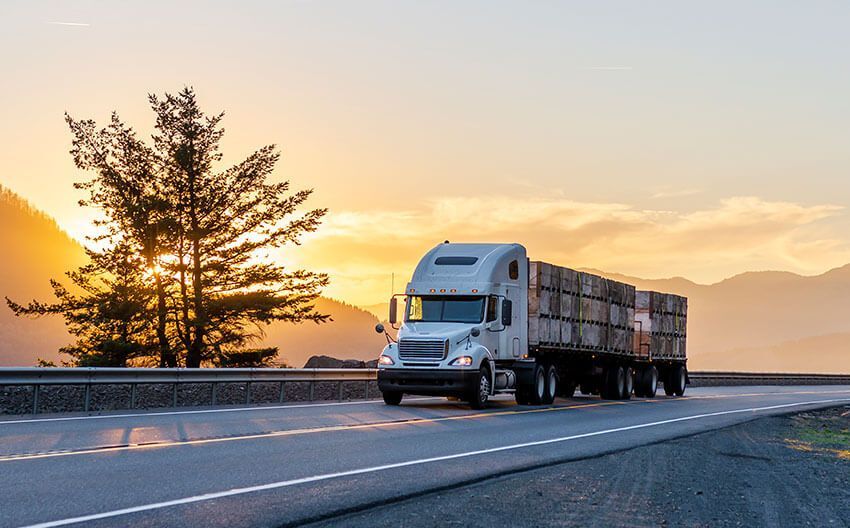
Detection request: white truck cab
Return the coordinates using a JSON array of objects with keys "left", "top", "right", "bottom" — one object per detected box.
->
[{"left": 376, "top": 242, "right": 528, "bottom": 408}]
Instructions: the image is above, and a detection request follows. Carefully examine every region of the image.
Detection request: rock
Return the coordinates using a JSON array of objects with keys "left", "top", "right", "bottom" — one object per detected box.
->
[{"left": 303, "top": 355, "right": 367, "bottom": 368}]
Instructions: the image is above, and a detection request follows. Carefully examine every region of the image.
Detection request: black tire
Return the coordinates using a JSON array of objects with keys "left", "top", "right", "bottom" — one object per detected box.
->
[
  {"left": 542, "top": 364, "right": 558, "bottom": 405},
  {"left": 467, "top": 366, "right": 491, "bottom": 409},
  {"left": 671, "top": 365, "right": 687, "bottom": 397},
  {"left": 663, "top": 369, "right": 676, "bottom": 396},
  {"left": 602, "top": 366, "right": 625, "bottom": 400},
  {"left": 382, "top": 391, "right": 403, "bottom": 406},
  {"left": 515, "top": 387, "right": 531, "bottom": 405},
  {"left": 528, "top": 362, "right": 547, "bottom": 405},
  {"left": 633, "top": 369, "right": 646, "bottom": 398},
  {"left": 644, "top": 366, "right": 658, "bottom": 398},
  {"left": 622, "top": 367, "right": 633, "bottom": 400}
]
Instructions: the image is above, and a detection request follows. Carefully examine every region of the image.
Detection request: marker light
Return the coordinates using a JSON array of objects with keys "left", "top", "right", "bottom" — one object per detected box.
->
[
  {"left": 439, "top": 289, "right": 446, "bottom": 293},
  {"left": 471, "top": 289, "right": 478, "bottom": 293},
  {"left": 450, "top": 289, "right": 457, "bottom": 293},
  {"left": 409, "top": 288, "right": 415, "bottom": 293},
  {"left": 378, "top": 355, "right": 395, "bottom": 366},
  {"left": 449, "top": 356, "right": 473, "bottom": 367},
  {"left": 430, "top": 288, "right": 436, "bottom": 293}
]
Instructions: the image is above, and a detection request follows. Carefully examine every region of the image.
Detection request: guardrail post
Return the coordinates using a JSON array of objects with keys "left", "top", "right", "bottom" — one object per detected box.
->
[
  {"left": 337, "top": 381, "right": 343, "bottom": 402},
  {"left": 309, "top": 381, "right": 315, "bottom": 401},
  {"left": 278, "top": 381, "right": 285, "bottom": 403},
  {"left": 246, "top": 381, "right": 252, "bottom": 404},
  {"left": 172, "top": 383, "right": 178, "bottom": 408},
  {"left": 32, "top": 384, "right": 39, "bottom": 415},
  {"left": 130, "top": 383, "right": 137, "bottom": 409},
  {"left": 84, "top": 384, "right": 91, "bottom": 412},
  {"left": 364, "top": 380, "right": 369, "bottom": 399},
  {"left": 211, "top": 382, "right": 217, "bottom": 406}
]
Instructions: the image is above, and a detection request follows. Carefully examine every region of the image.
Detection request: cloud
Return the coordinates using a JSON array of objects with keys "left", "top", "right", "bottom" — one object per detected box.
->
[
  {"left": 46, "top": 21, "right": 90, "bottom": 27},
  {"left": 651, "top": 188, "right": 703, "bottom": 199},
  {"left": 288, "top": 196, "right": 848, "bottom": 304}
]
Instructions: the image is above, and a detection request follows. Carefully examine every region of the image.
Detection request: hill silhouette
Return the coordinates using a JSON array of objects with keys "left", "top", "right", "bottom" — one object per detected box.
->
[
  {"left": 582, "top": 267, "right": 850, "bottom": 372},
  {"left": 0, "top": 186, "right": 89, "bottom": 365}
]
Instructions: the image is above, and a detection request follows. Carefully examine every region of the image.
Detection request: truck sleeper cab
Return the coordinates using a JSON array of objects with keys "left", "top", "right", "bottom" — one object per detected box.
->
[{"left": 376, "top": 242, "right": 688, "bottom": 408}]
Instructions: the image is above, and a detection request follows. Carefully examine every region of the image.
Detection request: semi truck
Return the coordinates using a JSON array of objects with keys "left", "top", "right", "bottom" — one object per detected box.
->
[{"left": 375, "top": 242, "right": 688, "bottom": 408}]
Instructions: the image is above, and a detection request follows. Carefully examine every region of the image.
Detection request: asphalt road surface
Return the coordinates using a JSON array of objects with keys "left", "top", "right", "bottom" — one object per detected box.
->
[{"left": 1, "top": 385, "right": 849, "bottom": 528}]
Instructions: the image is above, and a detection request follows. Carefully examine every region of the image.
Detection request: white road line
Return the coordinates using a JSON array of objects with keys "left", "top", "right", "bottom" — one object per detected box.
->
[
  {"left": 19, "top": 397, "right": 850, "bottom": 528},
  {"left": 0, "top": 397, "right": 443, "bottom": 426}
]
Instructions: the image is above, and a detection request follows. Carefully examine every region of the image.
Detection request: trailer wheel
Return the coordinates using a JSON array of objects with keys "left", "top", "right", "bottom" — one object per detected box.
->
[
  {"left": 671, "top": 365, "right": 687, "bottom": 397},
  {"left": 622, "top": 367, "right": 633, "bottom": 400},
  {"left": 602, "top": 366, "right": 624, "bottom": 400},
  {"left": 663, "top": 369, "right": 676, "bottom": 396},
  {"left": 643, "top": 366, "right": 658, "bottom": 398},
  {"left": 542, "top": 364, "right": 558, "bottom": 404},
  {"left": 467, "top": 366, "right": 491, "bottom": 409},
  {"left": 382, "top": 391, "right": 403, "bottom": 406},
  {"left": 634, "top": 369, "right": 646, "bottom": 397}
]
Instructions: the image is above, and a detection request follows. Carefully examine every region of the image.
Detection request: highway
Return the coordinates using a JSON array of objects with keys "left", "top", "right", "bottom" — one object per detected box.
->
[{"left": 1, "top": 385, "right": 849, "bottom": 528}]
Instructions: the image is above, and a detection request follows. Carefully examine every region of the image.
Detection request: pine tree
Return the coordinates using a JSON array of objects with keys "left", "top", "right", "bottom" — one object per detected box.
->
[
  {"left": 8, "top": 87, "right": 329, "bottom": 367},
  {"left": 149, "top": 88, "right": 328, "bottom": 367}
]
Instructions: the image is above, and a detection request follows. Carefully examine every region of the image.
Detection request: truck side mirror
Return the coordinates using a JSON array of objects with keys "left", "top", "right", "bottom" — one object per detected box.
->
[
  {"left": 375, "top": 323, "right": 385, "bottom": 334},
  {"left": 501, "top": 299, "right": 513, "bottom": 326},
  {"left": 389, "top": 297, "right": 398, "bottom": 325}
]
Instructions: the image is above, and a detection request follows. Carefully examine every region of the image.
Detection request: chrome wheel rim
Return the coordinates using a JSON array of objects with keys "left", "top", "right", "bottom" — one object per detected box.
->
[
  {"left": 548, "top": 370, "right": 557, "bottom": 399},
  {"left": 479, "top": 374, "right": 490, "bottom": 403},
  {"left": 536, "top": 370, "right": 545, "bottom": 399}
]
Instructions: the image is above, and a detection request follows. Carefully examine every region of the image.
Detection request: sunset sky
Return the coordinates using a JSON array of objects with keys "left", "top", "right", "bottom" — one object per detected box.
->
[{"left": 2, "top": 1, "right": 850, "bottom": 306}]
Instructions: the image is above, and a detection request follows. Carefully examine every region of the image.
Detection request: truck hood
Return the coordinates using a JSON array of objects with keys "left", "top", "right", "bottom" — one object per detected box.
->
[{"left": 399, "top": 322, "right": 479, "bottom": 344}]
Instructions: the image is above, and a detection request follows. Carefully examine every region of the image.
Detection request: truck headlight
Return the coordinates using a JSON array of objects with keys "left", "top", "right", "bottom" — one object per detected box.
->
[
  {"left": 378, "top": 355, "right": 395, "bottom": 366},
  {"left": 449, "top": 356, "right": 473, "bottom": 366}
]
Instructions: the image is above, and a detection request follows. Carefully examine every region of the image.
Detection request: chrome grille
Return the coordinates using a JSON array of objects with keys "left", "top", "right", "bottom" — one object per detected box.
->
[{"left": 398, "top": 339, "right": 447, "bottom": 361}]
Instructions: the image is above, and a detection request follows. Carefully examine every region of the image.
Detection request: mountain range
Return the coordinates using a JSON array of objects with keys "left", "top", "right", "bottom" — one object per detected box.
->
[{"left": 0, "top": 185, "right": 847, "bottom": 372}]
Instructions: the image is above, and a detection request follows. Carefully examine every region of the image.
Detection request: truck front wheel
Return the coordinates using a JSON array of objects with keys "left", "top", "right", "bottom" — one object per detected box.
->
[
  {"left": 382, "top": 391, "right": 403, "bottom": 406},
  {"left": 467, "top": 366, "right": 491, "bottom": 410}
]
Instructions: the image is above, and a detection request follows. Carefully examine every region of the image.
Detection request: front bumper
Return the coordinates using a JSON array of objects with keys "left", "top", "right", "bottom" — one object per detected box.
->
[{"left": 377, "top": 368, "right": 478, "bottom": 396}]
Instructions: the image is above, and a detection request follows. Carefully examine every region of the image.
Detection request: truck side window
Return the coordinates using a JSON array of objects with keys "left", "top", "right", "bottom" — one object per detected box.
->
[
  {"left": 509, "top": 260, "right": 519, "bottom": 280},
  {"left": 486, "top": 296, "right": 498, "bottom": 322}
]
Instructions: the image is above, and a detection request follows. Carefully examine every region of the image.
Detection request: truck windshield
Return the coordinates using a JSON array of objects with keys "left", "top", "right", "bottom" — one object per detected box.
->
[{"left": 406, "top": 295, "right": 485, "bottom": 323}]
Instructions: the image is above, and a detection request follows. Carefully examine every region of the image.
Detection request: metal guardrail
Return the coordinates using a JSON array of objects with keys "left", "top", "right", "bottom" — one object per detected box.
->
[
  {"left": 0, "top": 367, "right": 376, "bottom": 385},
  {"left": 688, "top": 371, "right": 850, "bottom": 384},
  {"left": 0, "top": 367, "right": 377, "bottom": 415},
  {"left": 1, "top": 368, "right": 849, "bottom": 415}
]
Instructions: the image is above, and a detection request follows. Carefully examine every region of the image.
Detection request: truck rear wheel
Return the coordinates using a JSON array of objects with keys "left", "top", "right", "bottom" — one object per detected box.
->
[
  {"left": 382, "top": 391, "right": 403, "bottom": 406},
  {"left": 467, "top": 366, "right": 491, "bottom": 409},
  {"left": 525, "top": 362, "right": 547, "bottom": 405}
]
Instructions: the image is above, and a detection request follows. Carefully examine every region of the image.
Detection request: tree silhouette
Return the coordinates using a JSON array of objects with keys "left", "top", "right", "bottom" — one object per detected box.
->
[{"left": 7, "top": 87, "right": 328, "bottom": 367}]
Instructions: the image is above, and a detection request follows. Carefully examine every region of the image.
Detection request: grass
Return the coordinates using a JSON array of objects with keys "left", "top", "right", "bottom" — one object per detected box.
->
[{"left": 785, "top": 406, "right": 850, "bottom": 460}]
